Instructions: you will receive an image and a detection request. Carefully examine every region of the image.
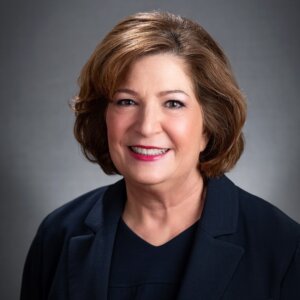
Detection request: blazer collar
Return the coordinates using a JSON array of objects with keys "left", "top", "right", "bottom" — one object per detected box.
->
[
  {"left": 84, "top": 179, "right": 126, "bottom": 233},
  {"left": 83, "top": 175, "right": 239, "bottom": 235},
  {"left": 68, "top": 176, "right": 244, "bottom": 300},
  {"left": 177, "top": 175, "right": 244, "bottom": 299},
  {"left": 200, "top": 175, "right": 239, "bottom": 236},
  {"left": 68, "top": 179, "right": 126, "bottom": 300}
]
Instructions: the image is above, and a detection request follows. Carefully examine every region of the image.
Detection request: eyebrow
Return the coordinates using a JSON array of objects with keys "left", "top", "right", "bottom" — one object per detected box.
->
[
  {"left": 114, "top": 88, "right": 189, "bottom": 97},
  {"left": 114, "top": 88, "right": 139, "bottom": 96}
]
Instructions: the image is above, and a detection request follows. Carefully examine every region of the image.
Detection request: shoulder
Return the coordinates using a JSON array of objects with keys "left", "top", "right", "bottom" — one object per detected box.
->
[
  {"left": 21, "top": 181, "right": 124, "bottom": 299},
  {"left": 43, "top": 186, "right": 106, "bottom": 225},
  {"left": 207, "top": 177, "right": 300, "bottom": 297},
  {"left": 237, "top": 185, "right": 300, "bottom": 239},
  {"left": 207, "top": 175, "right": 300, "bottom": 243},
  {"left": 230, "top": 180, "right": 300, "bottom": 265},
  {"left": 30, "top": 181, "right": 124, "bottom": 264},
  {"left": 37, "top": 183, "right": 114, "bottom": 242}
]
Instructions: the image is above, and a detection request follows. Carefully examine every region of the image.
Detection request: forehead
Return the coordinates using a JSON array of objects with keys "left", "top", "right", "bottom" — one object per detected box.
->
[{"left": 118, "top": 53, "right": 194, "bottom": 91}]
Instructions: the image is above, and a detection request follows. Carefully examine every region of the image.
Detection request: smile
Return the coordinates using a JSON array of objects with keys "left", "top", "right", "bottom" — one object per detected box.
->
[
  {"left": 129, "top": 146, "right": 169, "bottom": 156},
  {"left": 128, "top": 146, "right": 169, "bottom": 162}
]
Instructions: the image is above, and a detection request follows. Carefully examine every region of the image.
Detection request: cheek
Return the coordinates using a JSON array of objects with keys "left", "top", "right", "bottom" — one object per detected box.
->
[
  {"left": 166, "top": 120, "right": 192, "bottom": 152},
  {"left": 106, "top": 110, "right": 133, "bottom": 144},
  {"left": 171, "top": 114, "right": 206, "bottom": 152},
  {"left": 174, "top": 122, "right": 192, "bottom": 141},
  {"left": 106, "top": 110, "right": 120, "bottom": 145},
  {"left": 173, "top": 113, "right": 202, "bottom": 135}
]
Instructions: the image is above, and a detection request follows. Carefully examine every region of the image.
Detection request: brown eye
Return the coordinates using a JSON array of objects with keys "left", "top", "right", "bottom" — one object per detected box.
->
[
  {"left": 116, "top": 99, "right": 136, "bottom": 106},
  {"left": 165, "top": 100, "right": 185, "bottom": 109}
]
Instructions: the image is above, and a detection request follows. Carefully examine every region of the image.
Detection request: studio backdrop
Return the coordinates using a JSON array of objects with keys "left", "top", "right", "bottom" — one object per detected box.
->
[{"left": 1, "top": 0, "right": 299, "bottom": 299}]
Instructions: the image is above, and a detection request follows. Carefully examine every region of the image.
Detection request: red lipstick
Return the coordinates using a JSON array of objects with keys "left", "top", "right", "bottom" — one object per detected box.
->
[{"left": 128, "top": 145, "right": 169, "bottom": 161}]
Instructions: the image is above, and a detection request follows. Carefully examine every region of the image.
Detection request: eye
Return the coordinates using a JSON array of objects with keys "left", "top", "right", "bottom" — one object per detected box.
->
[
  {"left": 116, "top": 99, "right": 137, "bottom": 106},
  {"left": 165, "top": 100, "right": 185, "bottom": 109}
]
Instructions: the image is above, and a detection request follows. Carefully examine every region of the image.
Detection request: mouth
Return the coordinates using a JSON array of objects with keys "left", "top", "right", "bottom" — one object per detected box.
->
[{"left": 129, "top": 146, "right": 170, "bottom": 156}]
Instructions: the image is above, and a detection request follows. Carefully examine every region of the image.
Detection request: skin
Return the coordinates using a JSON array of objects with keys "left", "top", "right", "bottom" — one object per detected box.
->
[{"left": 106, "top": 54, "right": 207, "bottom": 246}]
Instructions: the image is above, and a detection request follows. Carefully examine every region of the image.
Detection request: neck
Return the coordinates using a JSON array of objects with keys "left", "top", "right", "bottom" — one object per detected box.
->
[{"left": 122, "top": 174, "right": 206, "bottom": 244}]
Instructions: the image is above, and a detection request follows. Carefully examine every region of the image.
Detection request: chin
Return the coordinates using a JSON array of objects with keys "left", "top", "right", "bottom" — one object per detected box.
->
[{"left": 123, "top": 170, "right": 170, "bottom": 187}]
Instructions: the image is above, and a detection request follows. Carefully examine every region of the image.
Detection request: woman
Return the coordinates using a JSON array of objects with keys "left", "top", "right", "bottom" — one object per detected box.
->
[{"left": 21, "top": 11, "right": 300, "bottom": 299}]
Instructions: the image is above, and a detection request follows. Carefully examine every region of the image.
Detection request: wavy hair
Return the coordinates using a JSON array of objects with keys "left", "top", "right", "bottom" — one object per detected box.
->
[{"left": 73, "top": 11, "right": 246, "bottom": 178}]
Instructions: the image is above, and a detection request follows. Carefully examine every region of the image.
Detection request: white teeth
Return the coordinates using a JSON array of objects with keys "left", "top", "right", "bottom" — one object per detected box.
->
[{"left": 130, "top": 146, "right": 168, "bottom": 156}]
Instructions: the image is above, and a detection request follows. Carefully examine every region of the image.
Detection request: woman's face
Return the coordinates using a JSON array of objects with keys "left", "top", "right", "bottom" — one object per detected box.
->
[{"left": 106, "top": 54, "right": 207, "bottom": 188}]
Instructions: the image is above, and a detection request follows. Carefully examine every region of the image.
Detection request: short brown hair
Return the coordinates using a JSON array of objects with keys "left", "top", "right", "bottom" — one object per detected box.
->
[{"left": 73, "top": 11, "right": 246, "bottom": 178}]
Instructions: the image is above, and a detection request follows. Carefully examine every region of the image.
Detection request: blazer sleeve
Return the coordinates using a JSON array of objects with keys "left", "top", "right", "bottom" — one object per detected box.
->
[
  {"left": 20, "top": 225, "right": 44, "bottom": 300},
  {"left": 280, "top": 241, "right": 300, "bottom": 299}
]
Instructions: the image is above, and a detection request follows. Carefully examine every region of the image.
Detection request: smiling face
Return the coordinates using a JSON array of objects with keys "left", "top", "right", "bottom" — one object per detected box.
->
[{"left": 106, "top": 54, "right": 207, "bottom": 188}]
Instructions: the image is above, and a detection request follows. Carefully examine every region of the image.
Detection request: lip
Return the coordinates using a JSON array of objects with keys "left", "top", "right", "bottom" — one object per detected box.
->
[
  {"left": 130, "top": 145, "right": 166, "bottom": 149},
  {"left": 128, "top": 145, "right": 170, "bottom": 161}
]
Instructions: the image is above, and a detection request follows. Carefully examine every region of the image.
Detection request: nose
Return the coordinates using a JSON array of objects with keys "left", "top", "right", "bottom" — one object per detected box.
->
[{"left": 134, "top": 102, "right": 162, "bottom": 137}]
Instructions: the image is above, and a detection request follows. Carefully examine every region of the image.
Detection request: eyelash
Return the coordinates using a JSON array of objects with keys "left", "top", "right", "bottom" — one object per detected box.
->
[
  {"left": 113, "top": 99, "right": 185, "bottom": 109},
  {"left": 115, "top": 99, "right": 136, "bottom": 106},
  {"left": 165, "top": 100, "right": 185, "bottom": 109}
]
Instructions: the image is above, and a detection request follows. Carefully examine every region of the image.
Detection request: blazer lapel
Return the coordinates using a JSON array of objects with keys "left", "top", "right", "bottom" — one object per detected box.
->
[
  {"left": 68, "top": 180, "right": 126, "bottom": 300},
  {"left": 177, "top": 176, "right": 245, "bottom": 300},
  {"left": 67, "top": 176, "right": 243, "bottom": 299}
]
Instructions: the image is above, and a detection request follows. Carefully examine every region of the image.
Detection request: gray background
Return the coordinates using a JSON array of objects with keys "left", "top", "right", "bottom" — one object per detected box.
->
[{"left": 1, "top": 0, "right": 299, "bottom": 299}]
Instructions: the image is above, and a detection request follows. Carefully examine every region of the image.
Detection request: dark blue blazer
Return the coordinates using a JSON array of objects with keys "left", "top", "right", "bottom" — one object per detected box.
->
[{"left": 21, "top": 176, "right": 300, "bottom": 300}]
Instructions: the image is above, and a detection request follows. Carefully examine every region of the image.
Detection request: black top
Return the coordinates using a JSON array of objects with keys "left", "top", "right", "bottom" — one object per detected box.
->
[
  {"left": 20, "top": 176, "right": 300, "bottom": 300},
  {"left": 108, "top": 219, "right": 198, "bottom": 300}
]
